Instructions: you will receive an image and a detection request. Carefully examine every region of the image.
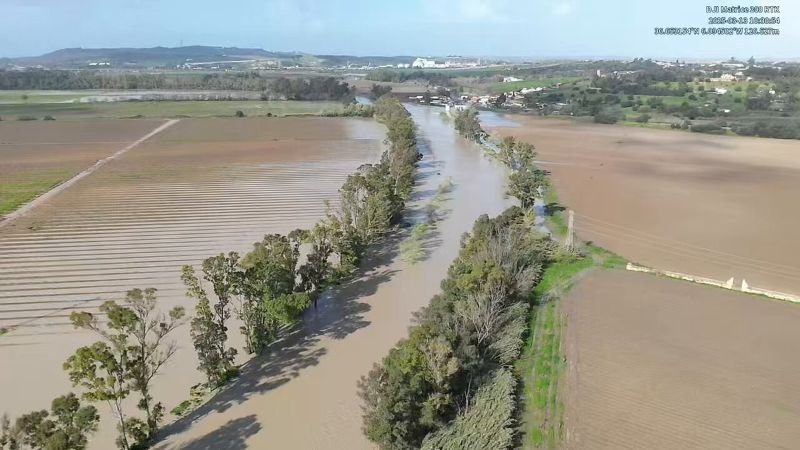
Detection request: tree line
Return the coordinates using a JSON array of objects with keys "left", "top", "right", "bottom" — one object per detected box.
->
[
  {"left": 0, "top": 96, "right": 419, "bottom": 450},
  {"left": 360, "top": 119, "right": 555, "bottom": 449},
  {"left": 366, "top": 70, "right": 456, "bottom": 87},
  {"left": 0, "top": 70, "right": 355, "bottom": 102},
  {"left": 178, "top": 94, "right": 419, "bottom": 388},
  {"left": 360, "top": 208, "right": 556, "bottom": 449}
]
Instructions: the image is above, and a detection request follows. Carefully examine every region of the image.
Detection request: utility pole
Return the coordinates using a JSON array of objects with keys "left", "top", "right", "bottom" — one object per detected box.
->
[{"left": 564, "top": 210, "right": 575, "bottom": 252}]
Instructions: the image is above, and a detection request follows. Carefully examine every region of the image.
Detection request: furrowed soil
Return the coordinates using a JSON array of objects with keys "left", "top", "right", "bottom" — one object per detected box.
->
[
  {"left": 488, "top": 116, "right": 800, "bottom": 295},
  {"left": 0, "top": 117, "right": 387, "bottom": 448},
  {"left": 563, "top": 270, "right": 800, "bottom": 449},
  {"left": 0, "top": 119, "right": 164, "bottom": 215}
]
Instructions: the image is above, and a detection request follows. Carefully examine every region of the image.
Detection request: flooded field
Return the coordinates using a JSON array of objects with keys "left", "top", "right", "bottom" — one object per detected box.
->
[
  {"left": 152, "top": 104, "right": 514, "bottom": 449},
  {"left": 0, "top": 117, "right": 386, "bottom": 447},
  {"left": 488, "top": 116, "right": 800, "bottom": 295},
  {"left": 564, "top": 270, "right": 800, "bottom": 449},
  {"left": 0, "top": 119, "right": 164, "bottom": 215}
]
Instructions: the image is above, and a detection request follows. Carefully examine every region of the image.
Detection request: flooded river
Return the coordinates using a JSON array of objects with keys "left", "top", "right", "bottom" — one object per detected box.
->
[
  {"left": 154, "top": 104, "right": 513, "bottom": 449},
  {"left": 0, "top": 106, "right": 512, "bottom": 449}
]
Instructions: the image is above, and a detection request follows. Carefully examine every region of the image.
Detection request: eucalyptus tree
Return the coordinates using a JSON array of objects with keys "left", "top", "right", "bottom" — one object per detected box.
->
[
  {"left": 0, "top": 393, "right": 99, "bottom": 450},
  {"left": 65, "top": 288, "right": 185, "bottom": 449},
  {"left": 181, "top": 253, "right": 240, "bottom": 387},
  {"left": 238, "top": 234, "right": 300, "bottom": 354}
]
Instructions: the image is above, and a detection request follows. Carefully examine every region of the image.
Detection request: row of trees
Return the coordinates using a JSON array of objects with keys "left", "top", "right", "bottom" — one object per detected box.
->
[
  {"left": 360, "top": 207, "right": 556, "bottom": 449},
  {"left": 268, "top": 77, "right": 354, "bottom": 102},
  {"left": 366, "top": 70, "right": 456, "bottom": 87},
  {"left": 0, "top": 70, "right": 272, "bottom": 91},
  {"left": 360, "top": 115, "right": 556, "bottom": 449},
  {"left": 0, "top": 71, "right": 355, "bottom": 102},
  {"left": 178, "top": 94, "right": 421, "bottom": 390},
  {"left": 1, "top": 97, "right": 419, "bottom": 450}
]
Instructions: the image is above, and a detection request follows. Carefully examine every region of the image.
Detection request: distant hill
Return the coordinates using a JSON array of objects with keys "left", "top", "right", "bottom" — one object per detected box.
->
[{"left": 0, "top": 46, "right": 416, "bottom": 69}]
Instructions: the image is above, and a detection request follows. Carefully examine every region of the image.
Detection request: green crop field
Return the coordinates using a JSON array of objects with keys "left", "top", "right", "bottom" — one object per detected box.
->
[
  {"left": 0, "top": 170, "right": 72, "bottom": 216},
  {"left": 0, "top": 91, "right": 89, "bottom": 104}
]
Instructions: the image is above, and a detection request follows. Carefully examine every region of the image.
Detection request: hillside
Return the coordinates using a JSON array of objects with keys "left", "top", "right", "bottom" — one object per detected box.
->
[{"left": 0, "top": 46, "right": 415, "bottom": 69}]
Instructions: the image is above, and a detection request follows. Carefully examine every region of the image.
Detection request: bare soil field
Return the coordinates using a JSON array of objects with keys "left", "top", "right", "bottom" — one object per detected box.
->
[
  {"left": 489, "top": 117, "right": 800, "bottom": 295},
  {"left": 0, "top": 117, "right": 385, "bottom": 448},
  {"left": 0, "top": 119, "right": 164, "bottom": 215},
  {"left": 563, "top": 269, "right": 800, "bottom": 449}
]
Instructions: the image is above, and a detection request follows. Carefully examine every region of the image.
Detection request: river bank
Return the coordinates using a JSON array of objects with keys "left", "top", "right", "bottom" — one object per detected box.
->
[{"left": 151, "top": 103, "right": 514, "bottom": 449}]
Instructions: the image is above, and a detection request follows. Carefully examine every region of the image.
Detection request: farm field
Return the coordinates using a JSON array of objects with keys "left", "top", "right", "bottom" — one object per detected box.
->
[
  {"left": 488, "top": 116, "right": 800, "bottom": 295},
  {"left": 150, "top": 102, "right": 515, "bottom": 450},
  {"left": 489, "top": 76, "right": 583, "bottom": 94},
  {"left": 0, "top": 116, "right": 385, "bottom": 448},
  {"left": 563, "top": 269, "right": 800, "bottom": 449},
  {"left": 0, "top": 99, "right": 343, "bottom": 120},
  {"left": 0, "top": 119, "right": 165, "bottom": 215}
]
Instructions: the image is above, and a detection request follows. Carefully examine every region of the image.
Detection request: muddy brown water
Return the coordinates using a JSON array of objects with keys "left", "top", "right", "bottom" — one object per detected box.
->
[
  {"left": 1, "top": 111, "right": 513, "bottom": 449},
  {"left": 488, "top": 116, "right": 800, "bottom": 295},
  {"left": 0, "top": 117, "right": 382, "bottom": 447}
]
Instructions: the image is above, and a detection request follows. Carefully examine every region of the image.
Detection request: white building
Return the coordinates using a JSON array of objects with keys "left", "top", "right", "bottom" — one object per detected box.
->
[
  {"left": 502, "top": 76, "right": 522, "bottom": 83},
  {"left": 412, "top": 58, "right": 437, "bottom": 68},
  {"left": 715, "top": 87, "right": 728, "bottom": 95}
]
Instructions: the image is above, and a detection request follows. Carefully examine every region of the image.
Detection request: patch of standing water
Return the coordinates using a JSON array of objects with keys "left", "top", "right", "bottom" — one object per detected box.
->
[{"left": 479, "top": 110, "right": 521, "bottom": 128}]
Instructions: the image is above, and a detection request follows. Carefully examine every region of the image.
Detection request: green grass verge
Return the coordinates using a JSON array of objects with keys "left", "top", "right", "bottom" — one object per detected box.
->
[
  {"left": 517, "top": 244, "right": 626, "bottom": 449},
  {"left": 0, "top": 171, "right": 72, "bottom": 216},
  {"left": 518, "top": 254, "right": 590, "bottom": 449},
  {"left": 0, "top": 91, "right": 89, "bottom": 104},
  {"left": 0, "top": 100, "right": 343, "bottom": 120},
  {"left": 543, "top": 189, "right": 567, "bottom": 238}
]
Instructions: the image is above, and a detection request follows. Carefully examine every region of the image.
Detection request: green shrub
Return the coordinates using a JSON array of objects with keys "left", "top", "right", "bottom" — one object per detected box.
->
[
  {"left": 731, "top": 120, "right": 800, "bottom": 139},
  {"left": 690, "top": 122, "right": 725, "bottom": 134},
  {"left": 360, "top": 207, "right": 555, "bottom": 450},
  {"left": 593, "top": 109, "right": 619, "bottom": 124}
]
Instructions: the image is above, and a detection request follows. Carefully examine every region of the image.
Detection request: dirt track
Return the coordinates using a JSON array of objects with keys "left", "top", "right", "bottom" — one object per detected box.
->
[
  {"left": 0, "top": 119, "right": 165, "bottom": 217},
  {"left": 489, "top": 117, "right": 800, "bottom": 295},
  {"left": 1, "top": 119, "right": 177, "bottom": 227},
  {"left": 564, "top": 269, "right": 800, "bottom": 449}
]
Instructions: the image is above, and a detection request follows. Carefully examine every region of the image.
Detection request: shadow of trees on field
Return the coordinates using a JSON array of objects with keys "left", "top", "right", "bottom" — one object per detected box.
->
[
  {"left": 154, "top": 226, "right": 406, "bottom": 448},
  {"left": 154, "top": 132, "right": 445, "bottom": 448},
  {"left": 169, "top": 414, "right": 261, "bottom": 450}
]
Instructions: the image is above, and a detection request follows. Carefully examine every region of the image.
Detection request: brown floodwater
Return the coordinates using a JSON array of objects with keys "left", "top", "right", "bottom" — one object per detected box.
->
[
  {"left": 0, "top": 111, "right": 513, "bottom": 450},
  {"left": 0, "top": 117, "right": 385, "bottom": 448},
  {"left": 151, "top": 104, "right": 514, "bottom": 449}
]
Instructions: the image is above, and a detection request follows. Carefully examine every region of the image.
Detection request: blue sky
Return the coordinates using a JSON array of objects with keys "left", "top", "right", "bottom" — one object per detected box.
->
[{"left": 1, "top": 0, "right": 797, "bottom": 59}]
